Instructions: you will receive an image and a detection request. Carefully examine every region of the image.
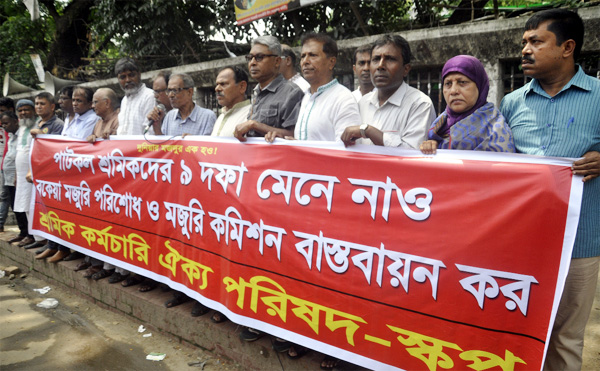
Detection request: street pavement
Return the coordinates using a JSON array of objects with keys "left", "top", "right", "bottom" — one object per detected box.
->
[{"left": 0, "top": 271, "right": 242, "bottom": 371}]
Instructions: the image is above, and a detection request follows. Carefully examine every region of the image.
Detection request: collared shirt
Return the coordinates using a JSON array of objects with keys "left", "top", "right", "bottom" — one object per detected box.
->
[
  {"left": 3, "top": 132, "right": 17, "bottom": 186},
  {"left": 295, "top": 79, "right": 360, "bottom": 141},
  {"left": 500, "top": 66, "right": 600, "bottom": 258},
  {"left": 358, "top": 83, "right": 436, "bottom": 148},
  {"left": 62, "top": 109, "right": 98, "bottom": 140},
  {"left": 290, "top": 73, "right": 310, "bottom": 93},
  {"left": 352, "top": 89, "right": 363, "bottom": 102},
  {"left": 92, "top": 110, "right": 119, "bottom": 137},
  {"left": 36, "top": 115, "right": 64, "bottom": 135},
  {"left": 248, "top": 74, "right": 304, "bottom": 137},
  {"left": 117, "top": 84, "right": 155, "bottom": 135},
  {"left": 212, "top": 100, "right": 251, "bottom": 137},
  {"left": 161, "top": 103, "right": 216, "bottom": 136}
]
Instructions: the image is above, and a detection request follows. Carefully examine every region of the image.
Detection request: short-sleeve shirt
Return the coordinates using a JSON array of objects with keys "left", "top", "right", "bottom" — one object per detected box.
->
[
  {"left": 248, "top": 74, "right": 304, "bottom": 137},
  {"left": 161, "top": 104, "right": 216, "bottom": 136},
  {"left": 37, "top": 115, "right": 64, "bottom": 135}
]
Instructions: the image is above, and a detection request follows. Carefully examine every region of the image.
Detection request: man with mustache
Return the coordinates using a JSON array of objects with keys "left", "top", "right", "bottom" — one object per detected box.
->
[
  {"left": 212, "top": 66, "right": 250, "bottom": 137},
  {"left": 233, "top": 35, "right": 304, "bottom": 141},
  {"left": 115, "top": 58, "right": 155, "bottom": 136},
  {"left": 265, "top": 32, "right": 360, "bottom": 142},
  {"left": 341, "top": 35, "right": 436, "bottom": 149},
  {"left": 500, "top": 9, "right": 600, "bottom": 370},
  {"left": 352, "top": 44, "right": 374, "bottom": 101}
]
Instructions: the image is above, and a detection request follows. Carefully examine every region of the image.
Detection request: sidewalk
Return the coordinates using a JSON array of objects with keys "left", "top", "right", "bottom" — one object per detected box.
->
[
  {"left": 1, "top": 226, "right": 599, "bottom": 370},
  {"left": 0, "top": 226, "right": 333, "bottom": 371}
]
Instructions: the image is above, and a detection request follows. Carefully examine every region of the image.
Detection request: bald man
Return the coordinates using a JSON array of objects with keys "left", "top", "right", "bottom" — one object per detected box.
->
[{"left": 87, "top": 88, "right": 120, "bottom": 143}]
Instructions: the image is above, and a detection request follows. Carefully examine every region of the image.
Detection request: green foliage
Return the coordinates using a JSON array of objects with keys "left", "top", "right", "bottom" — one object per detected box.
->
[
  {"left": 92, "top": 0, "right": 254, "bottom": 71},
  {"left": 261, "top": 0, "right": 412, "bottom": 44},
  {"left": 0, "top": 0, "right": 53, "bottom": 88}
]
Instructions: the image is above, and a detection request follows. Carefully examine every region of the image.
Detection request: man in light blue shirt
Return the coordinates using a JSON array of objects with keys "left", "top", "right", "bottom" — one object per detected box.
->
[
  {"left": 62, "top": 87, "right": 98, "bottom": 140},
  {"left": 500, "top": 9, "right": 599, "bottom": 370},
  {"left": 160, "top": 73, "right": 215, "bottom": 136}
]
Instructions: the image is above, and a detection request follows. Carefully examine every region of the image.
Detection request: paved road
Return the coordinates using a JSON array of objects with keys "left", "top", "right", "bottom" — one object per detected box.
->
[{"left": 0, "top": 272, "right": 242, "bottom": 371}]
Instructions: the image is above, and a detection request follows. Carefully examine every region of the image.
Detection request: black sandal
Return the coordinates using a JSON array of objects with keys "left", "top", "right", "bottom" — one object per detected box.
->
[
  {"left": 91, "top": 269, "right": 114, "bottom": 281},
  {"left": 121, "top": 275, "right": 143, "bottom": 287},
  {"left": 164, "top": 293, "right": 191, "bottom": 308},
  {"left": 139, "top": 280, "right": 158, "bottom": 292}
]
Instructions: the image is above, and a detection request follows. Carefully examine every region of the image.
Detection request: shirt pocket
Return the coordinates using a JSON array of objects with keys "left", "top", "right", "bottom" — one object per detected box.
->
[{"left": 258, "top": 107, "right": 280, "bottom": 127}]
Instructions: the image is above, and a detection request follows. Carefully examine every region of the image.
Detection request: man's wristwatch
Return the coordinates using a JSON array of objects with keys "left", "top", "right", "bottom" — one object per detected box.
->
[{"left": 360, "top": 123, "right": 369, "bottom": 138}]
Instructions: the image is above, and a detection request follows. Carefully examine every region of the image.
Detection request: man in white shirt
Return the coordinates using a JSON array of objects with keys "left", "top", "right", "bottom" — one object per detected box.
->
[
  {"left": 280, "top": 44, "right": 310, "bottom": 92},
  {"left": 352, "top": 44, "right": 374, "bottom": 101},
  {"left": 115, "top": 58, "right": 155, "bottom": 136},
  {"left": 341, "top": 35, "right": 436, "bottom": 149},
  {"left": 212, "top": 66, "right": 251, "bottom": 137},
  {"left": 267, "top": 32, "right": 360, "bottom": 142}
]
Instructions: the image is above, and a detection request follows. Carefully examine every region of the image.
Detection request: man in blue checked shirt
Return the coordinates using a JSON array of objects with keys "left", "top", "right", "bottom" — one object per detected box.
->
[
  {"left": 500, "top": 9, "right": 600, "bottom": 371},
  {"left": 159, "top": 73, "right": 216, "bottom": 137}
]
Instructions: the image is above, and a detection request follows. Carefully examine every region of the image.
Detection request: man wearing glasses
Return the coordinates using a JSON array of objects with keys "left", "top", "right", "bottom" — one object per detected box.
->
[
  {"left": 159, "top": 73, "right": 216, "bottom": 137},
  {"left": 233, "top": 35, "right": 304, "bottom": 141},
  {"left": 145, "top": 70, "right": 173, "bottom": 135}
]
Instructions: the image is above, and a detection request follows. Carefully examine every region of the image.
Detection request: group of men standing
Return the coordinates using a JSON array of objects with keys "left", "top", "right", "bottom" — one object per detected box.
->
[{"left": 1, "top": 8, "right": 597, "bottom": 371}]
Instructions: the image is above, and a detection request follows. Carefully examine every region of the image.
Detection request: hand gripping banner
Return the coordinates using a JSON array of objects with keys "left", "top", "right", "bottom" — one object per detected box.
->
[{"left": 29, "top": 136, "right": 583, "bottom": 371}]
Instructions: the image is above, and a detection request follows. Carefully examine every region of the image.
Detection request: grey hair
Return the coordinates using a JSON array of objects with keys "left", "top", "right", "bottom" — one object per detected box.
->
[
  {"left": 114, "top": 57, "right": 140, "bottom": 75},
  {"left": 97, "top": 88, "right": 120, "bottom": 110},
  {"left": 171, "top": 73, "right": 195, "bottom": 89},
  {"left": 252, "top": 36, "right": 281, "bottom": 56}
]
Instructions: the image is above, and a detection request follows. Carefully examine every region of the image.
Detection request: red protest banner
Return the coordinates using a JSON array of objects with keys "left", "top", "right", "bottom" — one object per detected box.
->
[{"left": 30, "top": 136, "right": 582, "bottom": 370}]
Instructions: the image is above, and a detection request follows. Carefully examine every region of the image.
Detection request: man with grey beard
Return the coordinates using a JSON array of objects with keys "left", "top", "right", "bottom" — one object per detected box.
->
[
  {"left": 115, "top": 58, "right": 155, "bottom": 136},
  {"left": 11, "top": 100, "right": 37, "bottom": 247}
]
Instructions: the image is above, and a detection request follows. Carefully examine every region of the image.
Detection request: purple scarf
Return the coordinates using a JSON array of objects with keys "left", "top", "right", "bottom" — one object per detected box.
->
[{"left": 442, "top": 55, "right": 489, "bottom": 132}]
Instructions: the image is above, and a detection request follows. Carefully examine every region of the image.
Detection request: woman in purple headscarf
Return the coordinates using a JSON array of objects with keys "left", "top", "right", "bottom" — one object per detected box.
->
[{"left": 420, "top": 55, "right": 515, "bottom": 153}]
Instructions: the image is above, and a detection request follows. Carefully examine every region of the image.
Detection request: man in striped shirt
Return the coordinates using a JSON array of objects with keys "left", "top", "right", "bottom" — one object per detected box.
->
[{"left": 500, "top": 9, "right": 600, "bottom": 370}]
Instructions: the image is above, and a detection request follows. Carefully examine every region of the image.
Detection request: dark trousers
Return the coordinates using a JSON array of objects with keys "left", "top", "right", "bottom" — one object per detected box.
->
[{"left": 0, "top": 185, "right": 30, "bottom": 238}]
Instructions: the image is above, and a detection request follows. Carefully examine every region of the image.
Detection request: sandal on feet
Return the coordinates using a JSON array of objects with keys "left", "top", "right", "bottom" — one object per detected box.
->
[
  {"left": 121, "top": 275, "right": 143, "bottom": 287},
  {"left": 272, "top": 338, "right": 292, "bottom": 353},
  {"left": 191, "top": 301, "right": 209, "bottom": 317},
  {"left": 74, "top": 261, "right": 91, "bottom": 272},
  {"left": 239, "top": 327, "right": 264, "bottom": 342},
  {"left": 139, "top": 280, "right": 158, "bottom": 292},
  {"left": 164, "top": 293, "right": 191, "bottom": 308},
  {"left": 108, "top": 272, "right": 129, "bottom": 284},
  {"left": 320, "top": 355, "right": 341, "bottom": 370},
  {"left": 83, "top": 266, "right": 101, "bottom": 278},
  {"left": 287, "top": 345, "right": 309, "bottom": 360},
  {"left": 210, "top": 311, "right": 228, "bottom": 324},
  {"left": 92, "top": 269, "right": 114, "bottom": 281}
]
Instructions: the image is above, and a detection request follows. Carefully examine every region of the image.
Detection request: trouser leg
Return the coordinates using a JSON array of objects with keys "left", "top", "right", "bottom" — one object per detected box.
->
[{"left": 543, "top": 256, "right": 600, "bottom": 371}]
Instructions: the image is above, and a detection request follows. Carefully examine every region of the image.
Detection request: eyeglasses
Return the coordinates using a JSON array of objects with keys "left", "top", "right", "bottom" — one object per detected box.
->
[
  {"left": 245, "top": 54, "right": 277, "bottom": 62},
  {"left": 154, "top": 88, "right": 167, "bottom": 96},
  {"left": 166, "top": 87, "right": 191, "bottom": 95}
]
